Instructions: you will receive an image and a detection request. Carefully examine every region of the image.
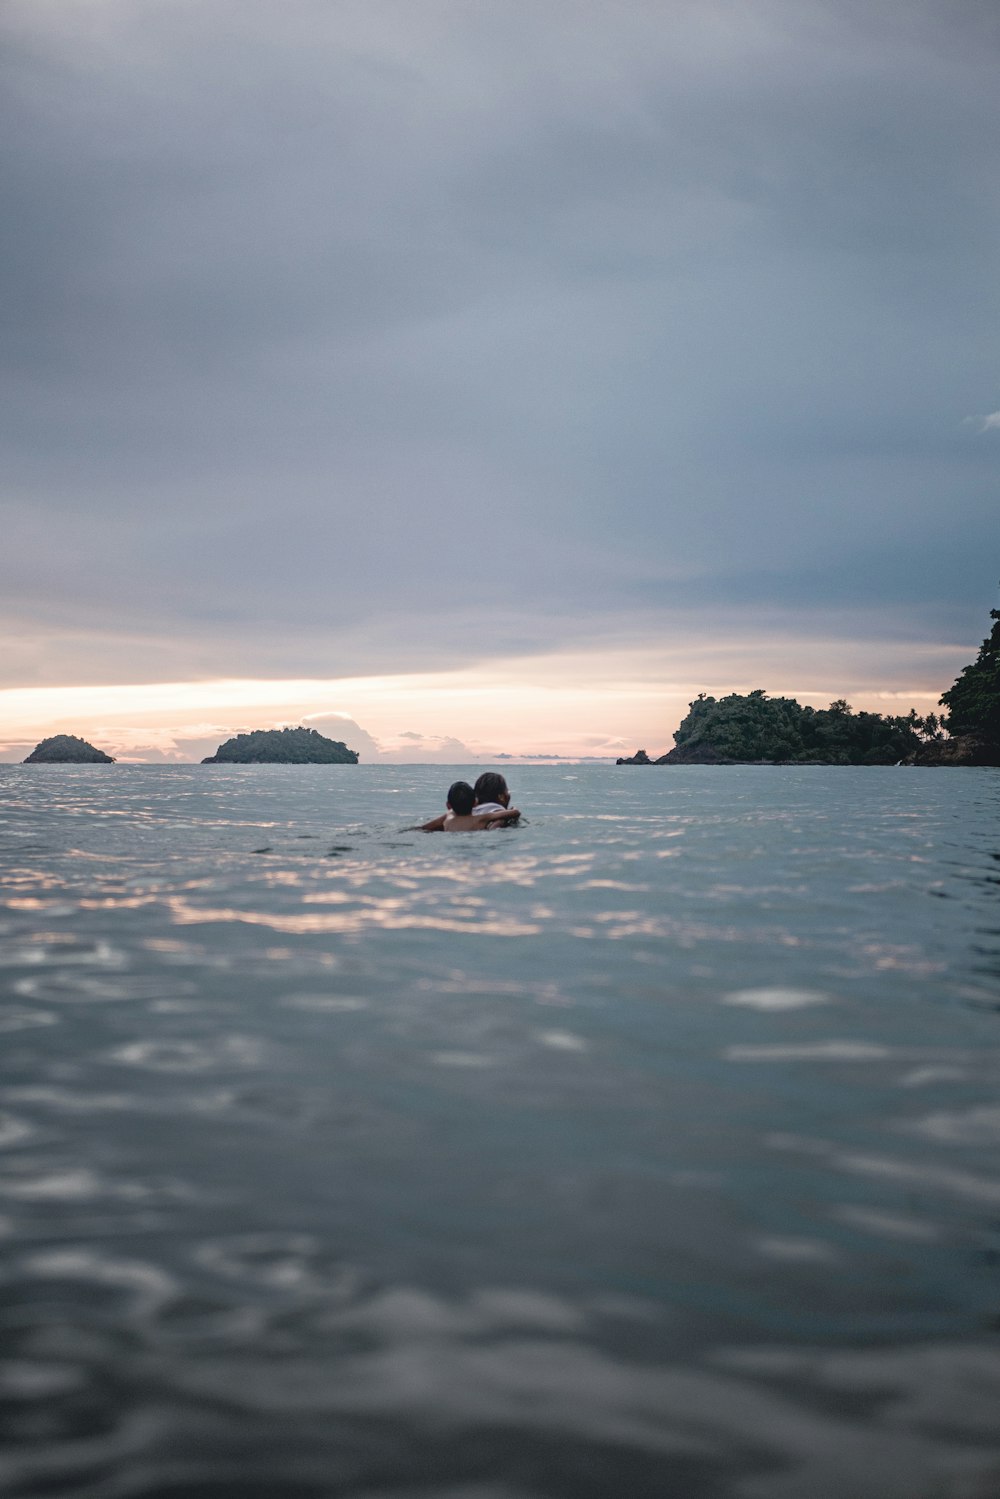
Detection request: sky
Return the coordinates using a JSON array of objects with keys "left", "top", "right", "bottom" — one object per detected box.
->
[{"left": 1, "top": 0, "right": 997, "bottom": 761}]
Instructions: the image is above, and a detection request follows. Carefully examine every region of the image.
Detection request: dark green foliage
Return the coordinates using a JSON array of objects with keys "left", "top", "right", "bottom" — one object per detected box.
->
[
  {"left": 668, "top": 690, "right": 922, "bottom": 765},
  {"left": 23, "top": 734, "right": 114, "bottom": 763},
  {"left": 939, "top": 597, "right": 1000, "bottom": 748},
  {"left": 202, "top": 726, "right": 359, "bottom": 764}
]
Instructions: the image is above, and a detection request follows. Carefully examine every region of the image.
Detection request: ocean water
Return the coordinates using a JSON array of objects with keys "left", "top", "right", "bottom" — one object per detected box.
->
[{"left": 1, "top": 762, "right": 999, "bottom": 1499}]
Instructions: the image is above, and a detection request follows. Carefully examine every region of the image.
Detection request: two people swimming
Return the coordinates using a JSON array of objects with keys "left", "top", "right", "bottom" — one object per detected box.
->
[{"left": 418, "top": 771, "right": 520, "bottom": 832}]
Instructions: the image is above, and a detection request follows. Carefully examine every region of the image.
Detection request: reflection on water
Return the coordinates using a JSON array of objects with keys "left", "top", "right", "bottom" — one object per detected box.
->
[{"left": 1, "top": 763, "right": 999, "bottom": 1497}]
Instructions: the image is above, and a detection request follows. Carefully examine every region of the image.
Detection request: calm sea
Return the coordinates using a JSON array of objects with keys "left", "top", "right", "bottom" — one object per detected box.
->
[{"left": 1, "top": 763, "right": 998, "bottom": 1498}]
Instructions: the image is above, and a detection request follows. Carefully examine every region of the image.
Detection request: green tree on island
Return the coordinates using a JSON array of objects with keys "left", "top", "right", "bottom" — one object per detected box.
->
[
  {"left": 664, "top": 691, "right": 925, "bottom": 764},
  {"left": 939, "top": 592, "right": 1000, "bottom": 750},
  {"left": 202, "top": 726, "right": 358, "bottom": 764},
  {"left": 23, "top": 734, "right": 114, "bottom": 764}
]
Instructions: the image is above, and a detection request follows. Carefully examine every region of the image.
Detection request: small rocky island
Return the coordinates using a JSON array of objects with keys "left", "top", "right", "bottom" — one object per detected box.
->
[
  {"left": 618, "top": 594, "right": 1000, "bottom": 767},
  {"left": 202, "top": 726, "right": 359, "bottom": 764},
  {"left": 23, "top": 734, "right": 115, "bottom": 764}
]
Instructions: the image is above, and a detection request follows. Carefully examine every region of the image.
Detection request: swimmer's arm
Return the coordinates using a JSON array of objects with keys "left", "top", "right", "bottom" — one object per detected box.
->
[
  {"left": 415, "top": 813, "right": 447, "bottom": 832},
  {"left": 484, "top": 807, "right": 520, "bottom": 827},
  {"left": 409, "top": 809, "right": 519, "bottom": 831}
]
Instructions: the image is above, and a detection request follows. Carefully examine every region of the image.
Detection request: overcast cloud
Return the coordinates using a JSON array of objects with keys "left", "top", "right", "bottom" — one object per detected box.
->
[{"left": 2, "top": 0, "right": 998, "bottom": 693}]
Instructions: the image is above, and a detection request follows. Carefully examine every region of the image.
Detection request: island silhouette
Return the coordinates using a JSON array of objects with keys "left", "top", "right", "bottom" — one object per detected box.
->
[
  {"left": 201, "top": 726, "right": 359, "bottom": 764},
  {"left": 23, "top": 734, "right": 115, "bottom": 764},
  {"left": 617, "top": 694, "right": 931, "bottom": 765}
]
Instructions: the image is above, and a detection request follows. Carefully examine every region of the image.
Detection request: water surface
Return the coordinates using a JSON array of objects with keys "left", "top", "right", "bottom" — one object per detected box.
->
[{"left": 1, "top": 764, "right": 999, "bottom": 1497}]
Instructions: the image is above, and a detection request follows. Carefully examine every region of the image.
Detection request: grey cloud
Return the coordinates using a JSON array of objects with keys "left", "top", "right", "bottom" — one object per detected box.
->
[
  {"left": 302, "top": 714, "right": 382, "bottom": 761},
  {"left": 2, "top": 0, "right": 998, "bottom": 685},
  {"left": 377, "top": 735, "right": 477, "bottom": 764},
  {"left": 0, "top": 740, "right": 35, "bottom": 763}
]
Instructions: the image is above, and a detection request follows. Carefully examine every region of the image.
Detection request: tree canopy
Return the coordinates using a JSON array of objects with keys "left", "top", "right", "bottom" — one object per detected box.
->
[
  {"left": 23, "top": 734, "right": 114, "bottom": 763},
  {"left": 665, "top": 690, "right": 926, "bottom": 765},
  {"left": 202, "top": 726, "right": 359, "bottom": 764},
  {"left": 939, "top": 593, "right": 1000, "bottom": 748}
]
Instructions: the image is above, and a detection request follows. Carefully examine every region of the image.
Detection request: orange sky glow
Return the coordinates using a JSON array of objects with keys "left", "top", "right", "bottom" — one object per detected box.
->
[{"left": 0, "top": 635, "right": 961, "bottom": 763}]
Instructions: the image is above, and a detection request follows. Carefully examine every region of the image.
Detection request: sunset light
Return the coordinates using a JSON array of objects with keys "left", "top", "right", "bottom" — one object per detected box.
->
[{"left": 0, "top": 631, "right": 956, "bottom": 763}]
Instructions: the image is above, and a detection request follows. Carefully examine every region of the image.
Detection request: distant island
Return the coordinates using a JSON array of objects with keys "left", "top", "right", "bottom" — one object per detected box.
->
[
  {"left": 617, "top": 694, "right": 930, "bottom": 765},
  {"left": 23, "top": 734, "right": 115, "bottom": 764},
  {"left": 618, "top": 593, "right": 1000, "bottom": 767},
  {"left": 202, "top": 726, "right": 359, "bottom": 764}
]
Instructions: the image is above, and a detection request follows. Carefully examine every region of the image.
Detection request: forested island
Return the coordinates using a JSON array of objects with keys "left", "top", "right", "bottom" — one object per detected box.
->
[
  {"left": 619, "top": 595, "right": 1000, "bottom": 767},
  {"left": 618, "top": 694, "right": 931, "bottom": 765},
  {"left": 23, "top": 735, "right": 115, "bottom": 764},
  {"left": 202, "top": 726, "right": 359, "bottom": 764}
]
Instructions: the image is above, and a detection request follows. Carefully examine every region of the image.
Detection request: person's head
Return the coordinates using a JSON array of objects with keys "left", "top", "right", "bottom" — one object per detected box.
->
[
  {"left": 473, "top": 771, "right": 509, "bottom": 807},
  {"left": 446, "top": 780, "right": 475, "bottom": 816}
]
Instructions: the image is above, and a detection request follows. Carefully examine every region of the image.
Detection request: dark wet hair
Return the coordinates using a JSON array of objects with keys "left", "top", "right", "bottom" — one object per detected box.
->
[
  {"left": 447, "top": 780, "right": 475, "bottom": 816},
  {"left": 473, "top": 771, "right": 509, "bottom": 805}
]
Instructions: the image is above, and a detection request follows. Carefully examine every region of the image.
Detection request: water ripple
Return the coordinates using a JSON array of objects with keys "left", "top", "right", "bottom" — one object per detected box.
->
[{"left": 1, "top": 763, "right": 998, "bottom": 1497}]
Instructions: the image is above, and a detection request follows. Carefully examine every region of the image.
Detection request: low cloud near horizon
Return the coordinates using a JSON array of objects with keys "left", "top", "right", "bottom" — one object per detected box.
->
[
  {"left": 305, "top": 714, "right": 477, "bottom": 764},
  {"left": 0, "top": 623, "right": 962, "bottom": 762},
  {"left": 1, "top": 0, "right": 997, "bottom": 747}
]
